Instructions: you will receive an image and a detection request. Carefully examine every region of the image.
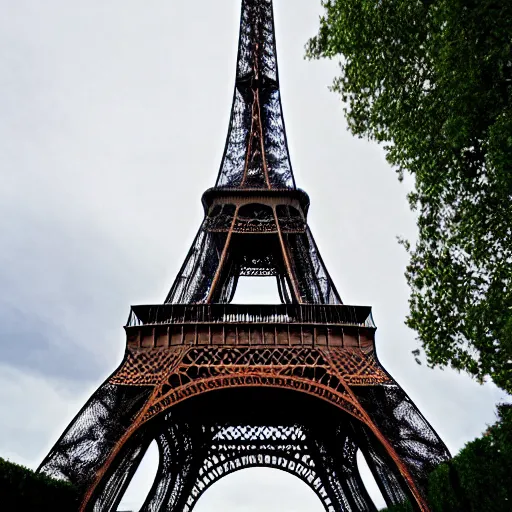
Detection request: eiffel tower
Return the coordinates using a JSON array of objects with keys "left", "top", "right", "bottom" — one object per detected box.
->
[{"left": 38, "top": 1, "right": 450, "bottom": 510}]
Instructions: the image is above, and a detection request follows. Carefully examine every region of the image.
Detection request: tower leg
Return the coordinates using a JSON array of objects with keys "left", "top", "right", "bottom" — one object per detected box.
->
[
  {"left": 92, "top": 430, "right": 153, "bottom": 512},
  {"left": 38, "top": 382, "right": 154, "bottom": 494},
  {"left": 353, "top": 382, "right": 451, "bottom": 501}
]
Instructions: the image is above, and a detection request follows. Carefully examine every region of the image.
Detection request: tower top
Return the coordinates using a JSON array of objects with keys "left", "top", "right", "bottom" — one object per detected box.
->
[
  {"left": 165, "top": 0, "right": 341, "bottom": 306},
  {"left": 215, "top": 0, "right": 296, "bottom": 190}
]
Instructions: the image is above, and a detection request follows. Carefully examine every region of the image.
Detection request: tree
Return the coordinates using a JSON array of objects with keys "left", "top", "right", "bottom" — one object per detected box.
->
[
  {"left": 381, "top": 404, "right": 512, "bottom": 511},
  {"left": 306, "top": 0, "right": 512, "bottom": 392}
]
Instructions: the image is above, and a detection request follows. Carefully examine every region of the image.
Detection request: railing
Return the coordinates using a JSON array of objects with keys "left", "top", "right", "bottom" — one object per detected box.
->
[{"left": 127, "top": 304, "right": 375, "bottom": 329}]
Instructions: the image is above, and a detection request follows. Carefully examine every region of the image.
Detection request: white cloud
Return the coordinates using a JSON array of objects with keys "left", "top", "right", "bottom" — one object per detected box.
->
[
  {"left": 194, "top": 468, "right": 325, "bottom": 512},
  {"left": 0, "top": 363, "right": 97, "bottom": 469}
]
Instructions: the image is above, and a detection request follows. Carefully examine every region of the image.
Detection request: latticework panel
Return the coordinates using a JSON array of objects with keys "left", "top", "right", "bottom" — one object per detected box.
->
[
  {"left": 165, "top": 223, "right": 227, "bottom": 304},
  {"left": 165, "top": 220, "right": 341, "bottom": 305},
  {"left": 91, "top": 429, "right": 153, "bottom": 512},
  {"left": 286, "top": 227, "right": 342, "bottom": 304},
  {"left": 181, "top": 423, "right": 378, "bottom": 512},
  {"left": 354, "top": 384, "right": 452, "bottom": 497},
  {"left": 357, "top": 427, "right": 410, "bottom": 507},
  {"left": 38, "top": 382, "right": 153, "bottom": 493}
]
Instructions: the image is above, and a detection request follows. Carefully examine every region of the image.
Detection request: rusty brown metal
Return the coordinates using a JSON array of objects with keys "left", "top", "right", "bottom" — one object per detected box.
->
[
  {"left": 78, "top": 336, "right": 429, "bottom": 512},
  {"left": 206, "top": 207, "right": 239, "bottom": 303},
  {"left": 274, "top": 207, "right": 303, "bottom": 303}
]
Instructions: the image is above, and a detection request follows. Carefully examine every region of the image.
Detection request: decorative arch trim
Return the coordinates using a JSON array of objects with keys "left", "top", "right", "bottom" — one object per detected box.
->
[{"left": 81, "top": 372, "right": 428, "bottom": 512}]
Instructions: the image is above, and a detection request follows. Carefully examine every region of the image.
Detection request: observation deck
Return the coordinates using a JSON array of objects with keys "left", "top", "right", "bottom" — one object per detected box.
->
[
  {"left": 201, "top": 187, "right": 311, "bottom": 215},
  {"left": 125, "top": 304, "right": 376, "bottom": 350}
]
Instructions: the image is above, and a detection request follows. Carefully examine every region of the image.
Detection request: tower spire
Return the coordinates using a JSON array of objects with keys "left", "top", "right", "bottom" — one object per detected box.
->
[{"left": 216, "top": 0, "right": 295, "bottom": 189}]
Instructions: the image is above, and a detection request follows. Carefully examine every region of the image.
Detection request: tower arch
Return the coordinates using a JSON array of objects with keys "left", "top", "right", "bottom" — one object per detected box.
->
[
  {"left": 192, "top": 468, "right": 326, "bottom": 512},
  {"left": 79, "top": 382, "right": 427, "bottom": 511}
]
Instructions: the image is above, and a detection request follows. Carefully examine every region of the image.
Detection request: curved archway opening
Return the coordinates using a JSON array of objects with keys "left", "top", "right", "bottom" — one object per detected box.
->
[
  {"left": 146, "top": 387, "right": 401, "bottom": 510},
  {"left": 89, "top": 387, "right": 415, "bottom": 512},
  {"left": 193, "top": 467, "right": 325, "bottom": 512},
  {"left": 117, "top": 440, "right": 159, "bottom": 512},
  {"left": 357, "top": 449, "right": 386, "bottom": 510}
]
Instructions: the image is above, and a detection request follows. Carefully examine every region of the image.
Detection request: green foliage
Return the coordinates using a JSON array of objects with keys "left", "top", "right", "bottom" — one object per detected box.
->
[
  {"left": 426, "top": 463, "right": 462, "bottom": 512},
  {"left": 433, "top": 404, "right": 512, "bottom": 512},
  {"left": 0, "top": 457, "right": 78, "bottom": 511},
  {"left": 379, "top": 405, "right": 512, "bottom": 511},
  {"left": 307, "top": 1, "right": 512, "bottom": 392}
]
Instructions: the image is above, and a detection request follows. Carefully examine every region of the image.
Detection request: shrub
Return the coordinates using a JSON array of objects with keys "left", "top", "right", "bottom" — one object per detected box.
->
[
  {"left": 432, "top": 404, "right": 512, "bottom": 512},
  {"left": 380, "top": 405, "right": 512, "bottom": 512},
  {"left": 0, "top": 457, "right": 78, "bottom": 511}
]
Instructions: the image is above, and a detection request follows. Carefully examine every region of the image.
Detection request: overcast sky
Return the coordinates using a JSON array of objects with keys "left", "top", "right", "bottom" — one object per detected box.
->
[{"left": 0, "top": 1, "right": 509, "bottom": 511}]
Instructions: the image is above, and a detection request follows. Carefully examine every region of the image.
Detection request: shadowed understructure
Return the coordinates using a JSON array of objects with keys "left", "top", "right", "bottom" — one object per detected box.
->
[{"left": 38, "top": 1, "right": 450, "bottom": 510}]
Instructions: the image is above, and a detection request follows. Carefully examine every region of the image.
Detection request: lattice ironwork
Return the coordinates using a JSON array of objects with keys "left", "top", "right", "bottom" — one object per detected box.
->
[
  {"left": 165, "top": 220, "right": 342, "bottom": 304},
  {"left": 37, "top": 1, "right": 450, "bottom": 511}
]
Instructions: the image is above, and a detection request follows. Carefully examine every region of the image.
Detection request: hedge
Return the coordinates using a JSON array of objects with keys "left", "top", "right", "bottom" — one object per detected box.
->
[
  {"left": 0, "top": 457, "right": 78, "bottom": 511},
  {"left": 380, "top": 404, "right": 512, "bottom": 512}
]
